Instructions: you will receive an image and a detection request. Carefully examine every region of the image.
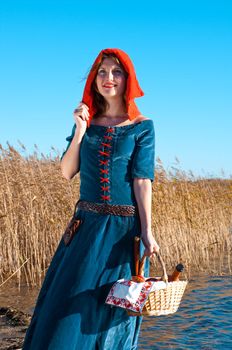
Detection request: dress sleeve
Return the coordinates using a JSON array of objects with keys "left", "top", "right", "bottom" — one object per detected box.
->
[
  {"left": 60, "top": 124, "right": 76, "bottom": 161},
  {"left": 131, "top": 120, "right": 155, "bottom": 181}
]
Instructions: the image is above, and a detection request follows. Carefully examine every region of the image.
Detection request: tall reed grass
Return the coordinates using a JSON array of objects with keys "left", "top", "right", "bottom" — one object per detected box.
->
[{"left": 0, "top": 144, "right": 231, "bottom": 287}]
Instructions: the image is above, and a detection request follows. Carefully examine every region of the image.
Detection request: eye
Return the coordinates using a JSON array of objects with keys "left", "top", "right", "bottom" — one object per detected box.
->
[
  {"left": 113, "top": 69, "right": 123, "bottom": 76},
  {"left": 97, "top": 69, "right": 106, "bottom": 76}
]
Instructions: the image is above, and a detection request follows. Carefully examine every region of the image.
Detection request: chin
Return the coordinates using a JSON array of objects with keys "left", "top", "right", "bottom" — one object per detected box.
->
[{"left": 101, "top": 91, "right": 124, "bottom": 98}]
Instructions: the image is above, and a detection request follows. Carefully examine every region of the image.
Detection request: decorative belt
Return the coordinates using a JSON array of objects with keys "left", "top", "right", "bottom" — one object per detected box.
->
[{"left": 76, "top": 200, "right": 137, "bottom": 216}]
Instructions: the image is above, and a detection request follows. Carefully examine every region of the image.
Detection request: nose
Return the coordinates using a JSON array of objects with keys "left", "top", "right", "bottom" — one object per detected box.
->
[{"left": 106, "top": 70, "right": 114, "bottom": 81}]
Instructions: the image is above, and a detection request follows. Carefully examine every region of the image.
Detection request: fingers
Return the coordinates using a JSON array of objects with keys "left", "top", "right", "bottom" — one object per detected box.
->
[
  {"left": 73, "top": 102, "right": 90, "bottom": 122},
  {"left": 153, "top": 242, "right": 160, "bottom": 253},
  {"left": 140, "top": 232, "right": 160, "bottom": 258},
  {"left": 143, "top": 242, "right": 160, "bottom": 258},
  {"left": 74, "top": 102, "right": 89, "bottom": 113}
]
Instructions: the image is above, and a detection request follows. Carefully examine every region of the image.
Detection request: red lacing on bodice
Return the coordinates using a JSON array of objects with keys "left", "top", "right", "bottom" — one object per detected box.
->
[
  {"left": 100, "top": 169, "right": 109, "bottom": 174},
  {"left": 103, "top": 135, "right": 112, "bottom": 140},
  {"left": 101, "top": 142, "right": 111, "bottom": 148},
  {"left": 98, "top": 127, "right": 114, "bottom": 203},
  {"left": 99, "top": 150, "right": 110, "bottom": 157},
  {"left": 100, "top": 177, "right": 110, "bottom": 183},
  {"left": 99, "top": 160, "right": 109, "bottom": 165}
]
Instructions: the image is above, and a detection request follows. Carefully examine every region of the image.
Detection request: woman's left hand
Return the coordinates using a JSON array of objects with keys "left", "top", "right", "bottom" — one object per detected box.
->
[{"left": 141, "top": 232, "right": 160, "bottom": 257}]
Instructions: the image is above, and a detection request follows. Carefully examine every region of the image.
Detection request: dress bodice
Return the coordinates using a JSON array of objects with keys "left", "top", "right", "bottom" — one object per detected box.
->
[{"left": 62, "top": 120, "right": 155, "bottom": 206}]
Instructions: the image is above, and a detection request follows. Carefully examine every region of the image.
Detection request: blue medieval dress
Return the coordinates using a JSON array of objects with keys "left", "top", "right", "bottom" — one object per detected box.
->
[{"left": 22, "top": 119, "right": 155, "bottom": 350}]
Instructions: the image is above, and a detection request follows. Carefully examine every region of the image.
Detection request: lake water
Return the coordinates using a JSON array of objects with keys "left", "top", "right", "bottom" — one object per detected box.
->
[
  {"left": 139, "top": 275, "right": 232, "bottom": 349},
  {"left": 0, "top": 275, "right": 231, "bottom": 349}
]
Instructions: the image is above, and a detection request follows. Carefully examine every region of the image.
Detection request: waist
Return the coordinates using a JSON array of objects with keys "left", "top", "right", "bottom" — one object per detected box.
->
[{"left": 76, "top": 200, "right": 137, "bottom": 217}]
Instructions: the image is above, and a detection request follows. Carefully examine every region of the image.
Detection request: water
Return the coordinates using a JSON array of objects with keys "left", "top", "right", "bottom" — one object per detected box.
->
[
  {"left": 139, "top": 275, "right": 232, "bottom": 349},
  {"left": 0, "top": 275, "right": 231, "bottom": 349}
]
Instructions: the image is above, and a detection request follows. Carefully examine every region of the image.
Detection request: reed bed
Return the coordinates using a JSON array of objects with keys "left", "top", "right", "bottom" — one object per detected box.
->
[{"left": 0, "top": 144, "right": 231, "bottom": 287}]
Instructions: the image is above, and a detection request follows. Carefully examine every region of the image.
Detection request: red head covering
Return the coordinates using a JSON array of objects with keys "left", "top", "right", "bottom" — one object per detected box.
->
[{"left": 82, "top": 48, "right": 144, "bottom": 127}]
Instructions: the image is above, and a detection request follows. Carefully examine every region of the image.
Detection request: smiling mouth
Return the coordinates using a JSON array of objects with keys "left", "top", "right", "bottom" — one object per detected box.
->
[{"left": 103, "top": 84, "right": 116, "bottom": 88}]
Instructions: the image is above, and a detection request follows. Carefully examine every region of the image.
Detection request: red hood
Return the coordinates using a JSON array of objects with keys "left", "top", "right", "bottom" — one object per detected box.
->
[{"left": 82, "top": 48, "right": 144, "bottom": 127}]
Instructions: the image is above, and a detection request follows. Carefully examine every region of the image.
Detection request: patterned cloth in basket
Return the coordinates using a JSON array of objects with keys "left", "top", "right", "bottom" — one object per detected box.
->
[{"left": 105, "top": 278, "right": 167, "bottom": 313}]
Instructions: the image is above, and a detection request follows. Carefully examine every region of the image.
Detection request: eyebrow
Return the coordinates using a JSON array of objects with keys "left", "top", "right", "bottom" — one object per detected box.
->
[{"left": 98, "top": 65, "right": 122, "bottom": 70}]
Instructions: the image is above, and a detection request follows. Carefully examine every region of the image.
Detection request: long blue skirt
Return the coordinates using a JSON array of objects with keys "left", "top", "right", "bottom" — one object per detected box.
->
[{"left": 22, "top": 209, "right": 149, "bottom": 350}]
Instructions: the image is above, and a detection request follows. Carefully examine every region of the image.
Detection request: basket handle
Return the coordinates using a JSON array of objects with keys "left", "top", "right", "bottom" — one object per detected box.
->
[{"left": 139, "top": 252, "right": 168, "bottom": 283}]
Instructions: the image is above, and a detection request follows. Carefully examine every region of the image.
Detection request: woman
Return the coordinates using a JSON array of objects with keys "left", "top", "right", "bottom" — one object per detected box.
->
[{"left": 23, "top": 48, "right": 159, "bottom": 350}]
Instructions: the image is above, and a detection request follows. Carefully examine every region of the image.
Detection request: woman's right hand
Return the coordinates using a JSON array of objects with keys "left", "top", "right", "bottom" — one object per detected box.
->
[
  {"left": 141, "top": 232, "right": 160, "bottom": 258},
  {"left": 73, "top": 102, "right": 89, "bottom": 137}
]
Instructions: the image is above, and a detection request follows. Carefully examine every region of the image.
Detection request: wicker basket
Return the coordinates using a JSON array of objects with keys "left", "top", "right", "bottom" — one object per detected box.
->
[{"left": 127, "top": 246, "right": 188, "bottom": 316}]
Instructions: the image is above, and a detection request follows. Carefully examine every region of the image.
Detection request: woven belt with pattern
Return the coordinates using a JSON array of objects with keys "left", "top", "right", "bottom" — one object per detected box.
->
[{"left": 76, "top": 200, "right": 137, "bottom": 216}]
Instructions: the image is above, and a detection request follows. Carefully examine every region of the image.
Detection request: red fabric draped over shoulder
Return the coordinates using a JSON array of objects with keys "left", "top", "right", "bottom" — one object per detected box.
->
[{"left": 82, "top": 48, "right": 144, "bottom": 127}]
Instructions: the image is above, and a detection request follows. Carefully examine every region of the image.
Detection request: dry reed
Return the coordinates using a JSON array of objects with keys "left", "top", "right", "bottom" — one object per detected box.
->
[{"left": 0, "top": 144, "right": 231, "bottom": 287}]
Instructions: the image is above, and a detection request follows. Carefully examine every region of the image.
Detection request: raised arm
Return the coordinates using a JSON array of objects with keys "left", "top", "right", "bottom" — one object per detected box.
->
[
  {"left": 60, "top": 129, "right": 83, "bottom": 180},
  {"left": 60, "top": 102, "right": 89, "bottom": 180}
]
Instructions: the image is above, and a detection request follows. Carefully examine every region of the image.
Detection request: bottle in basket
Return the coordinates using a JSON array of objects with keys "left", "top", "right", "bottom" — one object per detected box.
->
[{"left": 168, "top": 263, "right": 184, "bottom": 282}]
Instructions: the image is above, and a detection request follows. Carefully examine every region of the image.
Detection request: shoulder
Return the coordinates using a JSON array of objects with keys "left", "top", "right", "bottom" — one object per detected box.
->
[
  {"left": 134, "top": 114, "right": 151, "bottom": 123},
  {"left": 135, "top": 115, "right": 154, "bottom": 128},
  {"left": 134, "top": 116, "right": 155, "bottom": 144},
  {"left": 135, "top": 115, "right": 154, "bottom": 132}
]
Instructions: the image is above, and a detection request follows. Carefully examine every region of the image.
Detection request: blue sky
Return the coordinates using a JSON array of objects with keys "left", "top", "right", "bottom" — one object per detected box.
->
[{"left": 0, "top": 0, "right": 231, "bottom": 178}]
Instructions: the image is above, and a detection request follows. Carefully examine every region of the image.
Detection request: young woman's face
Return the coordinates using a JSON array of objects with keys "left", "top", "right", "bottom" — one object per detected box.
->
[{"left": 95, "top": 57, "right": 127, "bottom": 100}]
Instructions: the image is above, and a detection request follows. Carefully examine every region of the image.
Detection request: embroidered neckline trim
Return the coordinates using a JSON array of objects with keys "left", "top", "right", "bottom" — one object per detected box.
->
[{"left": 90, "top": 119, "right": 151, "bottom": 129}]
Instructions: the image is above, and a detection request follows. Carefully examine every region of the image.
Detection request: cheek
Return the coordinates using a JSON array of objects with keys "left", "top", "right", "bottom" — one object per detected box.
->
[
  {"left": 95, "top": 77, "right": 102, "bottom": 92},
  {"left": 118, "top": 78, "right": 126, "bottom": 93}
]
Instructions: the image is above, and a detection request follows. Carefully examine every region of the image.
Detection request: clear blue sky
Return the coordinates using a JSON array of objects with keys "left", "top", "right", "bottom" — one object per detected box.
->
[{"left": 0, "top": 0, "right": 231, "bottom": 178}]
